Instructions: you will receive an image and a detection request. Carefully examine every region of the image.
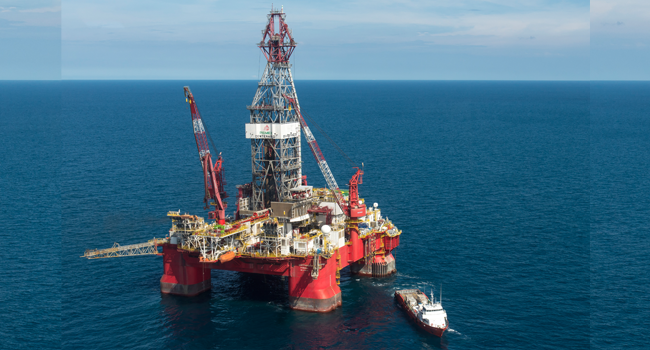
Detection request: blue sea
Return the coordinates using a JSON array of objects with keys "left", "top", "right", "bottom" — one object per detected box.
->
[{"left": 0, "top": 80, "right": 647, "bottom": 349}]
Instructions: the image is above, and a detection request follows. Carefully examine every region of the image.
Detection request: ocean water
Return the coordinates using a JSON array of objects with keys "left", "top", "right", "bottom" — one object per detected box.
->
[
  {"left": 590, "top": 82, "right": 650, "bottom": 349},
  {"left": 0, "top": 80, "right": 645, "bottom": 349}
]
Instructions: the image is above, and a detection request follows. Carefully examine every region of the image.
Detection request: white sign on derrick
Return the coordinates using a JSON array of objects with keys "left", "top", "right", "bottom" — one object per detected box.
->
[{"left": 245, "top": 122, "right": 300, "bottom": 139}]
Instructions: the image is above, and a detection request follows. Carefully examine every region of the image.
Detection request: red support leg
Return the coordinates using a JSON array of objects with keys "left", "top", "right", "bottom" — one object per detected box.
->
[
  {"left": 160, "top": 245, "right": 211, "bottom": 296},
  {"left": 347, "top": 229, "right": 364, "bottom": 263},
  {"left": 288, "top": 255, "right": 341, "bottom": 312},
  {"left": 350, "top": 252, "right": 396, "bottom": 277}
]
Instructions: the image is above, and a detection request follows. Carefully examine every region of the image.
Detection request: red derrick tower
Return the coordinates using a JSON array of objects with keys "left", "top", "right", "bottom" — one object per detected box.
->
[{"left": 83, "top": 7, "right": 401, "bottom": 313}]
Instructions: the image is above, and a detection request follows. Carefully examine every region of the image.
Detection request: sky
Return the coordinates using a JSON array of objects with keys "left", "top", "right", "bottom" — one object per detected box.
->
[
  {"left": 591, "top": 0, "right": 650, "bottom": 80},
  {"left": 0, "top": 0, "right": 61, "bottom": 80},
  {"left": 0, "top": 0, "right": 647, "bottom": 80}
]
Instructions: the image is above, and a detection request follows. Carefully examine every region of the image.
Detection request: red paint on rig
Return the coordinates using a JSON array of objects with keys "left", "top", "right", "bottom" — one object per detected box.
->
[
  {"left": 158, "top": 220, "right": 399, "bottom": 312},
  {"left": 160, "top": 244, "right": 211, "bottom": 296},
  {"left": 259, "top": 7, "right": 296, "bottom": 63},
  {"left": 83, "top": 7, "right": 402, "bottom": 314}
]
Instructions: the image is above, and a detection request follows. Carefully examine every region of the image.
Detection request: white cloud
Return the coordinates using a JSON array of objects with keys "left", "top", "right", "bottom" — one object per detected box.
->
[
  {"left": 591, "top": 0, "right": 650, "bottom": 35},
  {"left": 61, "top": 0, "right": 589, "bottom": 49},
  {"left": 19, "top": 5, "right": 61, "bottom": 13},
  {"left": 0, "top": 4, "right": 60, "bottom": 28},
  {"left": 419, "top": 11, "right": 588, "bottom": 47},
  {"left": 82, "top": 20, "right": 124, "bottom": 29}
]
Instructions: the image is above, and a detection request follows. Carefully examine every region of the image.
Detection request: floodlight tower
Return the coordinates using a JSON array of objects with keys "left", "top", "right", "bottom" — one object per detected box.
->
[{"left": 246, "top": 7, "right": 302, "bottom": 211}]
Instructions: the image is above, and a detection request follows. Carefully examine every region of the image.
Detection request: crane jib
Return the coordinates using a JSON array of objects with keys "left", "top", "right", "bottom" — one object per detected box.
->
[
  {"left": 191, "top": 115, "right": 210, "bottom": 157},
  {"left": 282, "top": 93, "right": 348, "bottom": 214},
  {"left": 183, "top": 86, "right": 228, "bottom": 224}
]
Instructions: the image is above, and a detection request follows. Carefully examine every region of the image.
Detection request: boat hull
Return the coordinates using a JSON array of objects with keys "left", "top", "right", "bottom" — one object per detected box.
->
[{"left": 395, "top": 292, "right": 448, "bottom": 337}]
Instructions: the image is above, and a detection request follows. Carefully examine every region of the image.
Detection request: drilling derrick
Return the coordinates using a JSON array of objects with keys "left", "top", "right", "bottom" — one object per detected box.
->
[
  {"left": 246, "top": 8, "right": 301, "bottom": 211},
  {"left": 83, "top": 7, "right": 402, "bottom": 314}
]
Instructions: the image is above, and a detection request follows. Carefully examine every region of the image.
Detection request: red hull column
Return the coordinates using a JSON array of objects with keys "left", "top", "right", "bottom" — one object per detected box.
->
[
  {"left": 160, "top": 244, "right": 211, "bottom": 296},
  {"left": 347, "top": 226, "right": 364, "bottom": 262},
  {"left": 347, "top": 205, "right": 398, "bottom": 277},
  {"left": 288, "top": 255, "right": 342, "bottom": 312},
  {"left": 350, "top": 253, "right": 396, "bottom": 277},
  {"left": 350, "top": 231, "right": 397, "bottom": 277}
]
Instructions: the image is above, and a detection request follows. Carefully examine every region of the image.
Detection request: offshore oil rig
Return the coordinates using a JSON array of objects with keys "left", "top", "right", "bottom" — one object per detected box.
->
[{"left": 83, "top": 8, "right": 401, "bottom": 312}]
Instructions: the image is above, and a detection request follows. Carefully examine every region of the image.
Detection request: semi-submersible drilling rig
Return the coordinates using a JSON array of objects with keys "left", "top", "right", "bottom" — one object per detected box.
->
[{"left": 83, "top": 8, "right": 401, "bottom": 312}]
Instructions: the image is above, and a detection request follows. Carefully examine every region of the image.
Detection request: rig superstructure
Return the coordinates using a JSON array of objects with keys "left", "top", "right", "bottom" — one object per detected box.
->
[{"left": 83, "top": 8, "right": 401, "bottom": 312}]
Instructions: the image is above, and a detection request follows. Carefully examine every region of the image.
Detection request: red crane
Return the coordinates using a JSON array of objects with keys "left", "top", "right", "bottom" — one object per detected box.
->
[
  {"left": 283, "top": 94, "right": 365, "bottom": 218},
  {"left": 183, "top": 87, "right": 228, "bottom": 225},
  {"left": 347, "top": 167, "right": 365, "bottom": 218}
]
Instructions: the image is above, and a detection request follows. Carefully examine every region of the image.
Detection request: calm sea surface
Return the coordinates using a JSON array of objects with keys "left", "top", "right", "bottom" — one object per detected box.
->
[{"left": 0, "top": 81, "right": 646, "bottom": 349}]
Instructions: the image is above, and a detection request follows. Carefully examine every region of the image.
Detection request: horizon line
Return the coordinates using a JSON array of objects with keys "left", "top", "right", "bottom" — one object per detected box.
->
[{"left": 5, "top": 78, "right": 642, "bottom": 82}]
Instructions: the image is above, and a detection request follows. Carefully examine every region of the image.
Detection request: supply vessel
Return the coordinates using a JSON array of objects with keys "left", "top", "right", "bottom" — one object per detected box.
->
[
  {"left": 395, "top": 289, "right": 449, "bottom": 337},
  {"left": 83, "top": 7, "right": 401, "bottom": 313}
]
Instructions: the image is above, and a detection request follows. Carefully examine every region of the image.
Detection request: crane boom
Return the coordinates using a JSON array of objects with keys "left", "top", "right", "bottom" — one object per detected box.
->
[
  {"left": 184, "top": 86, "right": 228, "bottom": 224},
  {"left": 82, "top": 239, "right": 165, "bottom": 259},
  {"left": 282, "top": 94, "right": 347, "bottom": 213}
]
